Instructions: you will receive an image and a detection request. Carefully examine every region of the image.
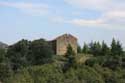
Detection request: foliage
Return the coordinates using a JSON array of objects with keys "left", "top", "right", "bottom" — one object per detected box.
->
[
  {"left": 111, "top": 39, "right": 123, "bottom": 56},
  {"left": 6, "top": 68, "right": 34, "bottom": 83},
  {"left": 94, "top": 65, "right": 125, "bottom": 83},
  {"left": 0, "top": 48, "right": 6, "bottom": 63},
  {"left": 7, "top": 64, "right": 105, "bottom": 83},
  {"left": 65, "top": 44, "right": 76, "bottom": 57},
  {"left": 6, "top": 39, "right": 30, "bottom": 71},
  {"left": 0, "top": 48, "right": 11, "bottom": 82},
  {"left": 85, "top": 57, "right": 98, "bottom": 67},
  {"left": 77, "top": 44, "right": 82, "bottom": 53},
  {"left": 1, "top": 38, "right": 125, "bottom": 83},
  {"left": 101, "top": 41, "right": 110, "bottom": 56},
  {"left": 27, "top": 39, "right": 54, "bottom": 65},
  {"left": 63, "top": 44, "right": 77, "bottom": 72},
  {"left": 0, "top": 63, "right": 11, "bottom": 82},
  {"left": 89, "top": 41, "right": 102, "bottom": 56},
  {"left": 6, "top": 39, "right": 54, "bottom": 71},
  {"left": 82, "top": 43, "right": 89, "bottom": 54},
  {"left": 7, "top": 64, "right": 64, "bottom": 83}
]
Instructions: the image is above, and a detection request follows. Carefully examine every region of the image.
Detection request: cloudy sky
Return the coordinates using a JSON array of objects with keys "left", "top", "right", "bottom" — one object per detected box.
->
[{"left": 0, "top": 0, "right": 125, "bottom": 46}]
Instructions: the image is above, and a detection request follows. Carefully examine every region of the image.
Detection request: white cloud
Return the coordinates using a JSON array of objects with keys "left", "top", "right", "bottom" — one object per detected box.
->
[
  {"left": 105, "top": 10, "right": 125, "bottom": 19},
  {"left": 50, "top": 14, "right": 125, "bottom": 30},
  {"left": 0, "top": 1, "right": 49, "bottom": 16},
  {"left": 66, "top": 18, "right": 125, "bottom": 30},
  {"left": 50, "top": 15, "right": 106, "bottom": 26},
  {"left": 67, "top": 19, "right": 104, "bottom": 26},
  {"left": 101, "top": 10, "right": 125, "bottom": 25},
  {"left": 64, "top": 0, "right": 125, "bottom": 11},
  {"left": 63, "top": 0, "right": 125, "bottom": 29},
  {"left": 64, "top": 0, "right": 110, "bottom": 10},
  {"left": 1, "top": 1, "right": 125, "bottom": 30}
]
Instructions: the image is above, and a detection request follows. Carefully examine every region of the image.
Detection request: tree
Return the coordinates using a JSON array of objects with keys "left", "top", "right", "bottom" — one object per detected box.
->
[
  {"left": 0, "top": 48, "right": 11, "bottom": 82},
  {"left": 89, "top": 42, "right": 101, "bottom": 56},
  {"left": 89, "top": 41, "right": 94, "bottom": 54},
  {"left": 0, "top": 48, "right": 6, "bottom": 63},
  {"left": 116, "top": 41, "right": 123, "bottom": 56},
  {"left": 101, "top": 41, "right": 110, "bottom": 56},
  {"left": 111, "top": 38, "right": 123, "bottom": 56},
  {"left": 111, "top": 38, "right": 117, "bottom": 56},
  {"left": 27, "top": 39, "right": 54, "bottom": 65},
  {"left": 77, "top": 44, "right": 82, "bottom": 53},
  {"left": 82, "top": 43, "right": 89, "bottom": 54},
  {"left": 6, "top": 39, "right": 30, "bottom": 71},
  {"left": 64, "top": 44, "right": 76, "bottom": 72},
  {"left": 96, "top": 42, "right": 102, "bottom": 56},
  {"left": 65, "top": 44, "right": 76, "bottom": 57}
]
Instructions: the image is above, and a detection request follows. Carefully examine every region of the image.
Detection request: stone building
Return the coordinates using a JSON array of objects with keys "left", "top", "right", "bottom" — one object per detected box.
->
[{"left": 49, "top": 34, "right": 77, "bottom": 55}]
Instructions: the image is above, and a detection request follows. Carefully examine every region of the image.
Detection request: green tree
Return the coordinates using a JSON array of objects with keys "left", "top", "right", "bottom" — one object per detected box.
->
[
  {"left": 116, "top": 41, "right": 123, "bottom": 56},
  {"left": 64, "top": 44, "right": 76, "bottom": 72},
  {"left": 110, "top": 39, "right": 123, "bottom": 68},
  {"left": 0, "top": 48, "right": 11, "bottom": 82},
  {"left": 96, "top": 42, "right": 102, "bottom": 55},
  {"left": 6, "top": 39, "right": 30, "bottom": 71},
  {"left": 89, "top": 42, "right": 101, "bottom": 56},
  {"left": 111, "top": 38, "right": 117, "bottom": 56},
  {"left": 0, "top": 48, "right": 6, "bottom": 63},
  {"left": 65, "top": 44, "right": 76, "bottom": 57},
  {"left": 77, "top": 44, "right": 82, "bottom": 53},
  {"left": 101, "top": 41, "right": 110, "bottom": 56},
  {"left": 82, "top": 43, "right": 89, "bottom": 54},
  {"left": 27, "top": 39, "right": 54, "bottom": 65}
]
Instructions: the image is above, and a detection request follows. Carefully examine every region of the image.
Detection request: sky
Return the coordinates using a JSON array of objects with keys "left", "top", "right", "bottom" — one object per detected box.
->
[{"left": 0, "top": 0, "right": 125, "bottom": 47}]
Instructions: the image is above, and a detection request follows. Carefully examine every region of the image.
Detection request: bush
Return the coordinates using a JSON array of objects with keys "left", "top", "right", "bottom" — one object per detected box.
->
[
  {"left": 0, "top": 63, "right": 11, "bottom": 82},
  {"left": 93, "top": 65, "right": 125, "bottom": 83},
  {"left": 7, "top": 64, "right": 64, "bottom": 83},
  {"left": 64, "top": 66, "right": 104, "bottom": 83}
]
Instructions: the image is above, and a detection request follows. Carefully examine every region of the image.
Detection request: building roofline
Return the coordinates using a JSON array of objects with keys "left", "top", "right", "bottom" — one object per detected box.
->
[{"left": 52, "top": 33, "right": 77, "bottom": 41}]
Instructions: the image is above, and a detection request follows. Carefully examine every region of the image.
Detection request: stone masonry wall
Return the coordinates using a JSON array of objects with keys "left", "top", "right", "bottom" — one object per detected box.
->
[{"left": 56, "top": 34, "right": 77, "bottom": 55}]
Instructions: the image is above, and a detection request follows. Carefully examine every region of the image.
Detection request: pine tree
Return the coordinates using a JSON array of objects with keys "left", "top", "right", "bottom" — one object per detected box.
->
[
  {"left": 65, "top": 44, "right": 76, "bottom": 57},
  {"left": 89, "top": 41, "right": 94, "bottom": 54},
  {"left": 64, "top": 44, "right": 76, "bottom": 71},
  {"left": 111, "top": 38, "right": 123, "bottom": 56},
  {"left": 96, "top": 42, "right": 102, "bottom": 56},
  {"left": 89, "top": 41, "right": 101, "bottom": 56},
  {"left": 110, "top": 39, "right": 123, "bottom": 68},
  {"left": 111, "top": 38, "right": 117, "bottom": 56},
  {"left": 101, "top": 41, "right": 110, "bottom": 56},
  {"left": 116, "top": 41, "right": 123, "bottom": 56},
  {"left": 77, "top": 44, "right": 82, "bottom": 53},
  {"left": 82, "top": 43, "right": 89, "bottom": 54}
]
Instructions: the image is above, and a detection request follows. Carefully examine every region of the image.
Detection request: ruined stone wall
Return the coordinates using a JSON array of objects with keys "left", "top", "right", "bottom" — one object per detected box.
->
[{"left": 56, "top": 34, "right": 77, "bottom": 55}]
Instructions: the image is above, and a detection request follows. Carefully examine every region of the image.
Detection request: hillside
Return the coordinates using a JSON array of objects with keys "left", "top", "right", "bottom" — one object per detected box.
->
[{"left": 0, "top": 39, "right": 125, "bottom": 83}]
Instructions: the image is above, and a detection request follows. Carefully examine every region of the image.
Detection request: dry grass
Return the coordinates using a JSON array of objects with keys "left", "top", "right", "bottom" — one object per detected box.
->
[{"left": 75, "top": 53, "right": 93, "bottom": 64}]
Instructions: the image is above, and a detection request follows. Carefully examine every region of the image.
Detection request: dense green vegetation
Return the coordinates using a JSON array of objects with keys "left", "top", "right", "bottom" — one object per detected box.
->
[{"left": 0, "top": 38, "right": 125, "bottom": 83}]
